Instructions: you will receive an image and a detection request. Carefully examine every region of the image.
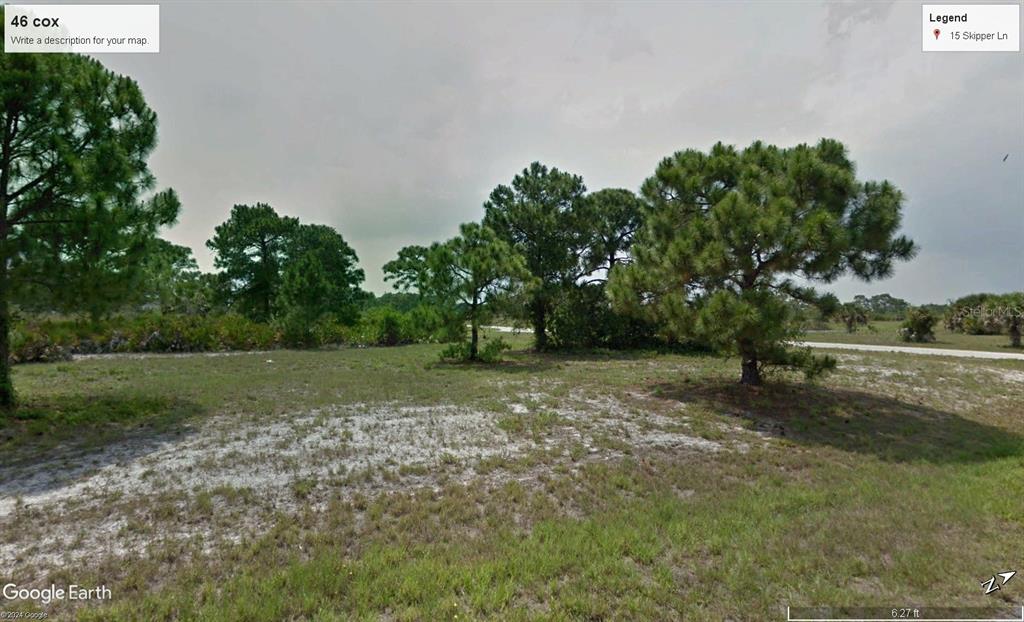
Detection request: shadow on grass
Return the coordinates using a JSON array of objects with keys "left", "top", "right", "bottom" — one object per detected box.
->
[
  {"left": 427, "top": 356, "right": 558, "bottom": 374},
  {"left": 0, "top": 393, "right": 203, "bottom": 496},
  {"left": 649, "top": 381, "right": 1022, "bottom": 464},
  {"left": 433, "top": 344, "right": 714, "bottom": 374},
  {"left": 536, "top": 350, "right": 656, "bottom": 364}
]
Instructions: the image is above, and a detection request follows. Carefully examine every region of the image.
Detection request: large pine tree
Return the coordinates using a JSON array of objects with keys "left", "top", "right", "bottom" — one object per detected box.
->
[
  {"left": 611, "top": 139, "right": 917, "bottom": 385},
  {"left": 1, "top": 16, "right": 178, "bottom": 406},
  {"left": 482, "top": 162, "right": 588, "bottom": 350}
]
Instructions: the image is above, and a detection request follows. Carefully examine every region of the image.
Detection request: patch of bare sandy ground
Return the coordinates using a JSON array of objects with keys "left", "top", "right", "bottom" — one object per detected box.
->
[{"left": 0, "top": 382, "right": 742, "bottom": 580}]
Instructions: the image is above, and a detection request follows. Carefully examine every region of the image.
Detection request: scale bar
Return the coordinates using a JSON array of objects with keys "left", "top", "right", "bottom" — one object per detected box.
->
[{"left": 787, "top": 605, "right": 1024, "bottom": 622}]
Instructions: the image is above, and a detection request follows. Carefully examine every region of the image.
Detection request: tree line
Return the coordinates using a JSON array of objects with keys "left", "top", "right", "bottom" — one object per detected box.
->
[{"left": 1, "top": 23, "right": 929, "bottom": 406}]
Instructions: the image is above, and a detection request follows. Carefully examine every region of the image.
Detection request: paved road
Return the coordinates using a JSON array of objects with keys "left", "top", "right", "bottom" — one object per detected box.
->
[{"left": 794, "top": 341, "right": 1024, "bottom": 361}]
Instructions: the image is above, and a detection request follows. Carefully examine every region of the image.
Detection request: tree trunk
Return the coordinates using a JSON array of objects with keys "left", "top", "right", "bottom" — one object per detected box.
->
[
  {"left": 259, "top": 238, "right": 272, "bottom": 321},
  {"left": 1, "top": 118, "right": 13, "bottom": 408},
  {"left": 532, "top": 298, "right": 547, "bottom": 351},
  {"left": 0, "top": 260, "right": 13, "bottom": 409},
  {"left": 469, "top": 302, "right": 479, "bottom": 360},
  {"left": 1010, "top": 319, "right": 1021, "bottom": 348},
  {"left": 738, "top": 340, "right": 761, "bottom": 386}
]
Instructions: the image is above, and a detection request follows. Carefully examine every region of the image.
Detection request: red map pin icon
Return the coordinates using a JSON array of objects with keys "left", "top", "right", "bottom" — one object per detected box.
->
[{"left": 933, "top": 28, "right": 941, "bottom": 39}]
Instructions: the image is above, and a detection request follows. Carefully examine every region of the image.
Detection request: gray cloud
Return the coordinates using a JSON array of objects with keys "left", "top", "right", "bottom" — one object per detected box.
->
[
  {"left": 827, "top": 1, "right": 896, "bottom": 40},
  {"left": 94, "top": 1, "right": 1022, "bottom": 302}
]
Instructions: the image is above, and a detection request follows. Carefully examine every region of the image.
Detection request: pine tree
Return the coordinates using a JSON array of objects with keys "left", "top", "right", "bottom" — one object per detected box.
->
[
  {"left": 611, "top": 139, "right": 916, "bottom": 385},
  {"left": 1, "top": 18, "right": 178, "bottom": 406},
  {"left": 206, "top": 204, "right": 297, "bottom": 321},
  {"left": 426, "top": 223, "right": 530, "bottom": 359},
  {"left": 483, "top": 162, "right": 587, "bottom": 350}
]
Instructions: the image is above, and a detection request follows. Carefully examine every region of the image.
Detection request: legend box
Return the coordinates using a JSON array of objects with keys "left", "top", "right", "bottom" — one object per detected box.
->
[{"left": 922, "top": 4, "right": 1019, "bottom": 52}]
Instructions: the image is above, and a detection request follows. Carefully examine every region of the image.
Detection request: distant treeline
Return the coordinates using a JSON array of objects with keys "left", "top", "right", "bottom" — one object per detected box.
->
[{"left": 807, "top": 292, "right": 1022, "bottom": 347}]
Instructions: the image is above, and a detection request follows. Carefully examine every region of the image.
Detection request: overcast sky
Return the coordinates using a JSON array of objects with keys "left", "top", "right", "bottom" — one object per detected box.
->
[{"left": 94, "top": 1, "right": 1023, "bottom": 302}]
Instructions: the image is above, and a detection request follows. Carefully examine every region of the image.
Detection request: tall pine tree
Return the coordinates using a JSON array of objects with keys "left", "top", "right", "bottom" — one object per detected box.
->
[
  {"left": 611, "top": 139, "right": 916, "bottom": 385},
  {"left": 483, "top": 162, "right": 588, "bottom": 350},
  {"left": 1, "top": 16, "right": 178, "bottom": 406}
]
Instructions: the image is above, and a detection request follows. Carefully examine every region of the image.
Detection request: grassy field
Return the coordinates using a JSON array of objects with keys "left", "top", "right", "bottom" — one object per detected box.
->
[
  {"left": 1, "top": 331, "right": 1022, "bottom": 620},
  {"left": 800, "top": 320, "right": 1019, "bottom": 353}
]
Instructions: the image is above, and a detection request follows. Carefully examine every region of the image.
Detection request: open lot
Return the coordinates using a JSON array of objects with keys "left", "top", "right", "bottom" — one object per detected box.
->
[
  {"left": 1, "top": 332, "right": 1022, "bottom": 620},
  {"left": 802, "top": 321, "right": 1019, "bottom": 354}
]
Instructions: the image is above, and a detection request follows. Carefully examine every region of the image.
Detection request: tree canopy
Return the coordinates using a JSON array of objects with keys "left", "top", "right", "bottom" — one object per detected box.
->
[
  {"left": 382, "top": 245, "right": 432, "bottom": 294},
  {"left": 207, "top": 205, "right": 365, "bottom": 325},
  {"left": 0, "top": 26, "right": 934, "bottom": 394},
  {"left": 279, "top": 223, "right": 365, "bottom": 325},
  {"left": 610, "top": 139, "right": 917, "bottom": 385},
  {"left": 835, "top": 302, "right": 870, "bottom": 333},
  {"left": 947, "top": 292, "right": 1024, "bottom": 347},
  {"left": 427, "top": 223, "right": 530, "bottom": 359},
  {"left": 483, "top": 162, "right": 588, "bottom": 349},
  {"left": 578, "top": 188, "right": 645, "bottom": 278},
  {"left": 137, "top": 238, "right": 204, "bottom": 313},
  {"left": 206, "top": 203, "right": 298, "bottom": 321},
  {"left": 14, "top": 191, "right": 180, "bottom": 320},
  {"left": 852, "top": 293, "right": 911, "bottom": 320},
  {"left": 0, "top": 29, "right": 177, "bottom": 406},
  {"left": 385, "top": 224, "right": 529, "bottom": 359}
]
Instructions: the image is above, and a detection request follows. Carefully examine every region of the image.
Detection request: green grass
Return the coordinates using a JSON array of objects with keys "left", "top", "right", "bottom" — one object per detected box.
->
[
  {"left": 800, "top": 320, "right": 1019, "bottom": 353},
  {"left": 87, "top": 457, "right": 1022, "bottom": 621},
  {"left": 0, "top": 389, "right": 201, "bottom": 460},
  {"left": 3, "top": 331, "right": 1023, "bottom": 620},
  {"left": 498, "top": 410, "right": 563, "bottom": 439}
]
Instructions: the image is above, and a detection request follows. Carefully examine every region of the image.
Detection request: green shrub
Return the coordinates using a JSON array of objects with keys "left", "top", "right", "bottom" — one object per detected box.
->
[
  {"left": 478, "top": 337, "right": 511, "bottom": 363},
  {"left": 9, "top": 306, "right": 455, "bottom": 364},
  {"left": 311, "top": 318, "right": 350, "bottom": 347},
  {"left": 777, "top": 347, "right": 836, "bottom": 381},
  {"left": 439, "top": 337, "right": 511, "bottom": 363},
  {"left": 946, "top": 292, "right": 1024, "bottom": 347},
  {"left": 945, "top": 293, "right": 1001, "bottom": 334},
  {"left": 834, "top": 303, "right": 870, "bottom": 333},
  {"left": 276, "top": 311, "right": 319, "bottom": 348},
  {"left": 406, "top": 303, "right": 465, "bottom": 343},
  {"left": 357, "top": 307, "right": 406, "bottom": 346},
  {"left": 213, "top": 313, "right": 277, "bottom": 350},
  {"left": 549, "top": 284, "right": 658, "bottom": 349},
  {"left": 9, "top": 325, "right": 72, "bottom": 364},
  {"left": 9, "top": 312, "right": 278, "bottom": 361},
  {"left": 899, "top": 308, "right": 937, "bottom": 343},
  {"left": 122, "top": 313, "right": 275, "bottom": 352},
  {"left": 1000, "top": 294, "right": 1024, "bottom": 348},
  {"left": 438, "top": 342, "right": 471, "bottom": 362}
]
